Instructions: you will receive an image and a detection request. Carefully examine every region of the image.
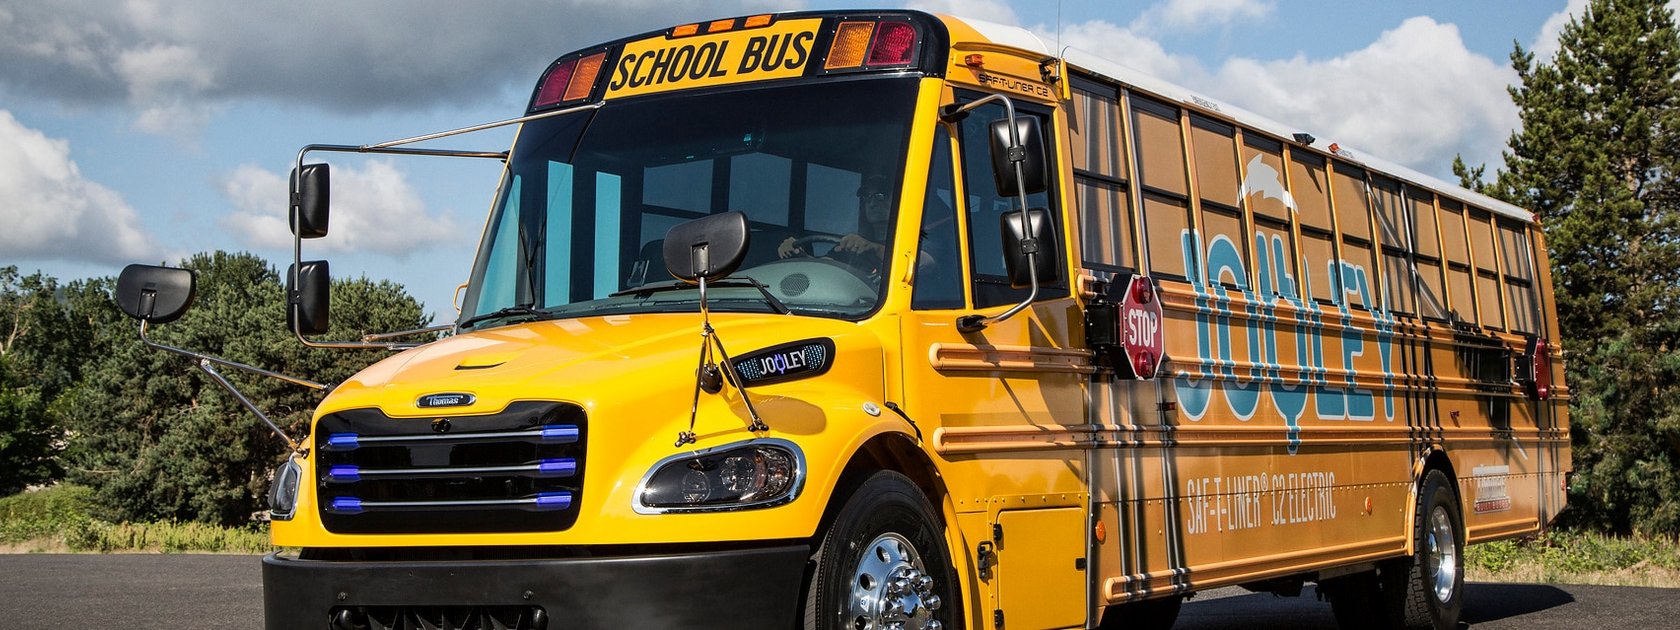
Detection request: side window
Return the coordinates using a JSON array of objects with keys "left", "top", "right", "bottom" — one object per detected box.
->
[
  {"left": 1132, "top": 95, "right": 1193, "bottom": 280},
  {"left": 913, "top": 125, "right": 964, "bottom": 310},
  {"left": 1290, "top": 151, "right": 1338, "bottom": 304},
  {"left": 1191, "top": 114, "right": 1248, "bottom": 290},
  {"left": 1070, "top": 77, "right": 1136, "bottom": 272},
  {"left": 1242, "top": 135, "right": 1299, "bottom": 303},
  {"left": 1410, "top": 190, "right": 1449, "bottom": 320},
  {"left": 1499, "top": 219, "right": 1540, "bottom": 333},
  {"left": 1438, "top": 199, "right": 1476, "bottom": 323},
  {"left": 956, "top": 97, "right": 1068, "bottom": 308},
  {"left": 1330, "top": 164, "right": 1376, "bottom": 310},
  {"left": 1468, "top": 208, "right": 1505, "bottom": 329},
  {"left": 1370, "top": 176, "right": 1415, "bottom": 317}
]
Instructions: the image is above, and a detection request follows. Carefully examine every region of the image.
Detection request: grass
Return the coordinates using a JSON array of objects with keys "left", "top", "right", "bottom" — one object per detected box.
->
[
  {"left": 0, "top": 485, "right": 271, "bottom": 554},
  {"left": 1466, "top": 529, "right": 1680, "bottom": 587}
]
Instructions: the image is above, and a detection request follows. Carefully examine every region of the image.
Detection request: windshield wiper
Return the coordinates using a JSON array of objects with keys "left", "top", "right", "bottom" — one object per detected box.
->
[
  {"left": 611, "top": 278, "right": 791, "bottom": 315},
  {"left": 457, "top": 304, "right": 547, "bottom": 329}
]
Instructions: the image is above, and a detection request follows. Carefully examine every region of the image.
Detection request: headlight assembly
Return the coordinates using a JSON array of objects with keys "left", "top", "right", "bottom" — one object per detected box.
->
[
  {"left": 635, "top": 439, "right": 805, "bottom": 513},
  {"left": 268, "top": 456, "right": 304, "bottom": 521}
]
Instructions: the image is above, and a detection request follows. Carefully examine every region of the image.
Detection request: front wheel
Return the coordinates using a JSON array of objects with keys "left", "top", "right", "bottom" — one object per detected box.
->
[{"left": 805, "top": 470, "right": 958, "bottom": 630}]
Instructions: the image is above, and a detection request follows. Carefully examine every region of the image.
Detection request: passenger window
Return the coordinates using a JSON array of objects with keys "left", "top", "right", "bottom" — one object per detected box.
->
[
  {"left": 1242, "top": 136, "right": 1299, "bottom": 303},
  {"left": 1468, "top": 208, "right": 1505, "bottom": 329},
  {"left": 1290, "top": 152, "right": 1338, "bottom": 304},
  {"left": 1499, "top": 219, "right": 1540, "bottom": 333},
  {"left": 1191, "top": 115, "right": 1248, "bottom": 290},
  {"left": 1439, "top": 199, "right": 1477, "bottom": 324},
  {"left": 1409, "top": 191, "right": 1449, "bottom": 320},
  {"left": 913, "top": 126, "right": 965, "bottom": 310},
  {"left": 1070, "top": 78, "right": 1135, "bottom": 272},
  {"left": 956, "top": 97, "right": 1068, "bottom": 308},
  {"left": 1330, "top": 164, "right": 1375, "bottom": 310},
  {"left": 1370, "top": 177, "right": 1415, "bottom": 316},
  {"left": 1132, "top": 95, "right": 1194, "bottom": 281}
]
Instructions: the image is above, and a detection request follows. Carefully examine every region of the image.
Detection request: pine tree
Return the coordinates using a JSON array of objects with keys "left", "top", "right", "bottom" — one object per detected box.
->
[{"left": 1475, "top": 0, "right": 1680, "bottom": 536}]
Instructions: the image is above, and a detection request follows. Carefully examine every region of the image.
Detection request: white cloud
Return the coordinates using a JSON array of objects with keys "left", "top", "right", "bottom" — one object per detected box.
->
[
  {"left": 1055, "top": 19, "right": 1210, "bottom": 83},
  {"left": 1138, "top": 0, "right": 1275, "bottom": 32},
  {"left": 0, "top": 1, "right": 793, "bottom": 137},
  {"left": 0, "top": 110, "right": 159, "bottom": 264},
  {"left": 1206, "top": 17, "right": 1518, "bottom": 170},
  {"left": 220, "top": 160, "right": 457, "bottom": 258},
  {"left": 906, "top": 0, "right": 1020, "bottom": 25}
]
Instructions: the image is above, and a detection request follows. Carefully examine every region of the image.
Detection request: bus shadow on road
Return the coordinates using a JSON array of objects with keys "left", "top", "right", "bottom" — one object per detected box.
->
[
  {"left": 1176, "top": 582, "right": 1576, "bottom": 629},
  {"left": 1461, "top": 582, "right": 1576, "bottom": 626}
]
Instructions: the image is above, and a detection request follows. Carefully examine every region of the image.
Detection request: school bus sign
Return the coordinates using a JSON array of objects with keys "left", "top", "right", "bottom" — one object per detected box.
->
[{"left": 605, "top": 17, "right": 820, "bottom": 98}]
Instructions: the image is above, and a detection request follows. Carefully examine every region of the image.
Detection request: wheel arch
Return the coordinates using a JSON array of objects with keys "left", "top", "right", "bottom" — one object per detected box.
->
[{"left": 1405, "top": 447, "right": 1463, "bottom": 556}]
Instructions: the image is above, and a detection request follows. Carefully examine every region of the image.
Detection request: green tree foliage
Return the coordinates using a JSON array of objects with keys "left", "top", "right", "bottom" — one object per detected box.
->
[
  {"left": 0, "top": 267, "right": 113, "bottom": 495},
  {"left": 1466, "top": 0, "right": 1680, "bottom": 536},
  {"left": 56, "top": 251, "right": 428, "bottom": 526}
]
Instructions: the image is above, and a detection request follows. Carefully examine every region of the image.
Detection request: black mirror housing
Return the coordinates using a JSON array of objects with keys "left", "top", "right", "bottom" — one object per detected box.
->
[
  {"left": 115, "top": 264, "right": 197, "bottom": 324},
  {"left": 988, "top": 117, "right": 1049, "bottom": 197},
  {"left": 1000, "top": 208, "right": 1059, "bottom": 289},
  {"left": 287, "top": 261, "right": 331, "bottom": 336},
  {"left": 663, "top": 211, "right": 750, "bottom": 283},
  {"left": 290, "top": 163, "right": 330, "bottom": 239}
]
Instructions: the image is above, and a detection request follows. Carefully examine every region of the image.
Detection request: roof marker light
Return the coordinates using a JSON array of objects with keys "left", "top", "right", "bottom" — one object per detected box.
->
[
  {"left": 532, "top": 58, "right": 579, "bottom": 108},
  {"left": 708, "top": 18, "right": 736, "bottom": 33},
  {"left": 866, "top": 21, "right": 917, "bottom": 66},
  {"left": 965, "top": 54, "right": 985, "bottom": 67},
  {"left": 826, "top": 21, "right": 875, "bottom": 69},
  {"left": 564, "top": 52, "right": 606, "bottom": 102},
  {"left": 744, "top": 14, "right": 773, "bottom": 28},
  {"left": 672, "top": 23, "right": 700, "bottom": 37}
]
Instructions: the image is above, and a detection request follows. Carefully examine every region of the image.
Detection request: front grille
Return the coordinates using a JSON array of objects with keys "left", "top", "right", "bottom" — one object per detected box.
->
[
  {"left": 315, "top": 402, "right": 587, "bottom": 534},
  {"left": 329, "top": 606, "right": 547, "bottom": 630}
]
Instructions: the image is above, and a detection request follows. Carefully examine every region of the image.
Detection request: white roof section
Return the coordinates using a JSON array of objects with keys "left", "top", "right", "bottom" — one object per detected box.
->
[{"left": 940, "top": 15, "right": 1533, "bottom": 222}]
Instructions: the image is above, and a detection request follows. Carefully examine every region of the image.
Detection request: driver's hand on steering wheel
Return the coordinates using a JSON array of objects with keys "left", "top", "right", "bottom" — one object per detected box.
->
[
  {"left": 778, "top": 236, "right": 805, "bottom": 258},
  {"left": 833, "top": 233, "right": 883, "bottom": 257}
]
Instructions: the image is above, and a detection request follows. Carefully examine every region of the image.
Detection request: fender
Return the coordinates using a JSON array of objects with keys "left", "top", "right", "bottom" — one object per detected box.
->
[{"left": 1403, "top": 447, "right": 1461, "bottom": 555}]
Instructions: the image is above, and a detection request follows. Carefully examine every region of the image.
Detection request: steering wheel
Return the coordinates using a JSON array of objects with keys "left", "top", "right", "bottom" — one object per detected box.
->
[{"left": 792, "top": 233, "right": 843, "bottom": 253}]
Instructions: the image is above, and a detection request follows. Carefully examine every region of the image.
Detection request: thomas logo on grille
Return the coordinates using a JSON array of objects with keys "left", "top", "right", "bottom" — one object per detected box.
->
[{"left": 731, "top": 338, "right": 835, "bottom": 386}]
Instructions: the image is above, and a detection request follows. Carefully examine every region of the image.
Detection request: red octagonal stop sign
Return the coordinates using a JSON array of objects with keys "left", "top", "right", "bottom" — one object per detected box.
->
[{"left": 1119, "top": 276, "right": 1165, "bottom": 379}]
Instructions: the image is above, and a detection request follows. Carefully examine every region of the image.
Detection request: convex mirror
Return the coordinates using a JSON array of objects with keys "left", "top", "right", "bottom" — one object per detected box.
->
[
  {"left": 988, "top": 116, "right": 1049, "bottom": 198},
  {"left": 115, "top": 264, "right": 197, "bottom": 324},
  {"left": 290, "top": 163, "right": 330, "bottom": 239},
  {"left": 664, "top": 211, "right": 750, "bottom": 283}
]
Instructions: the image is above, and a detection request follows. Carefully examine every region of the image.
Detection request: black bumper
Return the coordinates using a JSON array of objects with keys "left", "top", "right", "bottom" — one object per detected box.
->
[{"left": 263, "top": 544, "right": 810, "bottom": 629}]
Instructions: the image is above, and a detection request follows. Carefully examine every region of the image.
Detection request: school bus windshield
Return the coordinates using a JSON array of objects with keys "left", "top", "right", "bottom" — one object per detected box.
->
[{"left": 459, "top": 78, "right": 921, "bottom": 329}]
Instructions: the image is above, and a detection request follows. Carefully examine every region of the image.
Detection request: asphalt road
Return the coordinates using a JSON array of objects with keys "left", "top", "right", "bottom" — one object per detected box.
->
[{"left": 0, "top": 553, "right": 1676, "bottom": 629}]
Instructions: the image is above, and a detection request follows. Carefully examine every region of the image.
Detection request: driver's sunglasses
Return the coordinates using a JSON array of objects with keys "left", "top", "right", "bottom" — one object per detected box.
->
[{"left": 858, "top": 192, "right": 887, "bottom": 204}]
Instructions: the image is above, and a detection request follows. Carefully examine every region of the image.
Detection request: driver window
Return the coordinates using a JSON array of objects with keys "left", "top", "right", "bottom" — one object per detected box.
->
[{"left": 955, "top": 98, "right": 1068, "bottom": 308}]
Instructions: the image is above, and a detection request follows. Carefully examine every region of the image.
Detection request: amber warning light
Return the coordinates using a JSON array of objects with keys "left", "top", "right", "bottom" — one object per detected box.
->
[
  {"left": 533, "top": 52, "right": 608, "bottom": 109},
  {"left": 825, "top": 20, "right": 919, "bottom": 70}
]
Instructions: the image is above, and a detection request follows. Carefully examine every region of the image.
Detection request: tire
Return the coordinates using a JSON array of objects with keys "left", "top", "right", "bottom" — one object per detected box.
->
[
  {"left": 1323, "top": 469, "right": 1463, "bottom": 630},
  {"left": 1096, "top": 595, "right": 1182, "bottom": 630},
  {"left": 804, "top": 470, "right": 958, "bottom": 630}
]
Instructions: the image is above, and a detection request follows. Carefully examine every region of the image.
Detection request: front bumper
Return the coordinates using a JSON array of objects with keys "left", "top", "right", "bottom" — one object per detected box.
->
[{"left": 263, "top": 543, "right": 810, "bottom": 629}]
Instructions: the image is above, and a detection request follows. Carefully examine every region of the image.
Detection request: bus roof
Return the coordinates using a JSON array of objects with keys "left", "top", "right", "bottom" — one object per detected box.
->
[{"left": 940, "top": 15, "right": 1536, "bottom": 224}]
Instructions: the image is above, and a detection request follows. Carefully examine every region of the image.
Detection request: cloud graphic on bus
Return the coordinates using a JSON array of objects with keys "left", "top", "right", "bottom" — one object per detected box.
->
[{"left": 1241, "top": 155, "right": 1296, "bottom": 211}]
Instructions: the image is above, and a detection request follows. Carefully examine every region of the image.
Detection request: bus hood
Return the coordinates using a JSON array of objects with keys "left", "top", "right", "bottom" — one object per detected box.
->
[{"left": 315, "top": 312, "right": 885, "bottom": 421}]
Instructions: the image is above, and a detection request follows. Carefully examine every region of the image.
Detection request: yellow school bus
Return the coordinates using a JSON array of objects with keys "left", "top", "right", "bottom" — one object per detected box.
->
[{"left": 117, "top": 9, "right": 1568, "bottom": 630}]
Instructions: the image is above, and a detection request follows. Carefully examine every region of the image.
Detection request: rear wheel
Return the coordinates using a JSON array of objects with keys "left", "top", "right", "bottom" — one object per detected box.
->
[
  {"left": 805, "top": 470, "right": 957, "bottom": 630},
  {"left": 1323, "top": 469, "right": 1463, "bottom": 630}
]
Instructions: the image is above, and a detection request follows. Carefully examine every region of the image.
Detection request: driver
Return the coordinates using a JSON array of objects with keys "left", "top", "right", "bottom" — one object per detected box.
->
[{"left": 777, "top": 175, "right": 892, "bottom": 274}]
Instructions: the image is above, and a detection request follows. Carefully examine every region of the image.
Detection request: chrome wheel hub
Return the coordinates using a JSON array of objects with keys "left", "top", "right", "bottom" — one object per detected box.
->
[
  {"left": 847, "top": 532, "right": 944, "bottom": 630},
  {"left": 1425, "top": 505, "right": 1459, "bottom": 603}
]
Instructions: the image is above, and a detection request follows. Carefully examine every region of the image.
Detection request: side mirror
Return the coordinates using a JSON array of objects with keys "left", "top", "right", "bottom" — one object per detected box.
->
[
  {"left": 290, "top": 163, "right": 330, "bottom": 239},
  {"left": 115, "top": 264, "right": 197, "bottom": 324},
  {"left": 988, "top": 116, "right": 1048, "bottom": 198},
  {"left": 286, "top": 261, "right": 331, "bottom": 336},
  {"left": 663, "top": 211, "right": 750, "bottom": 283},
  {"left": 1000, "top": 208, "right": 1058, "bottom": 289}
]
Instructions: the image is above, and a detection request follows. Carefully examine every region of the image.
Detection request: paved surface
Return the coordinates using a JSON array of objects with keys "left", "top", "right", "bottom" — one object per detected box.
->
[{"left": 0, "top": 553, "right": 1676, "bottom": 628}]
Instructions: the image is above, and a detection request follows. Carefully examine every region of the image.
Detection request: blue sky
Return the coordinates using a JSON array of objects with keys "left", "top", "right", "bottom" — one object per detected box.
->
[{"left": 0, "top": 0, "right": 1610, "bottom": 318}]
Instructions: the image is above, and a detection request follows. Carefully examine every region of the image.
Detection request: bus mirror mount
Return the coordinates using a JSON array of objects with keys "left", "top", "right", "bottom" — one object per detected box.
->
[
  {"left": 988, "top": 117, "right": 1048, "bottom": 198},
  {"left": 290, "top": 163, "right": 330, "bottom": 239},
  {"left": 287, "top": 260, "right": 331, "bottom": 336}
]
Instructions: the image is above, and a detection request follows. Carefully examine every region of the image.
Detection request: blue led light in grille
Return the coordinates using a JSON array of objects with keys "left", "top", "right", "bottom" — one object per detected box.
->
[
  {"left": 326, "top": 465, "right": 361, "bottom": 483},
  {"left": 540, "top": 425, "right": 580, "bottom": 443},
  {"left": 534, "top": 492, "right": 573, "bottom": 511},
  {"left": 538, "top": 458, "right": 578, "bottom": 477},
  {"left": 324, "top": 434, "right": 360, "bottom": 451},
  {"left": 329, "top": 497, "right": 365, "bottom": 514}
]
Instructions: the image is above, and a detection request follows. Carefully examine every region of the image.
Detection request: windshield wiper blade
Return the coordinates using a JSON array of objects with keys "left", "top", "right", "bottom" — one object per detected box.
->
[
  {"left": 611, "top": 278, "right": 791, "bottom": 315},
  {"left": 457, "top": 304, "right": 546, "bottom": 329}
]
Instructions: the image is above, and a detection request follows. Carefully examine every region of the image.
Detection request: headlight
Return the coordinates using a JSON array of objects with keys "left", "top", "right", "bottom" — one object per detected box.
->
[
  {"left": 268, "top": 456, "right": 303, "bottom": 521},
  {"left": 636, "top": 439, "right": 804, "bottom": 513}
]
